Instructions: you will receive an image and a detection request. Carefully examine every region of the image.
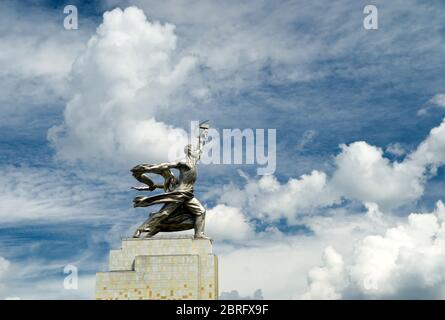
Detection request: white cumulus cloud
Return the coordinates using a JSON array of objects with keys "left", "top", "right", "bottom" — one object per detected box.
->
[
  {"left": 214, "top": 171, "right": 339, "bottom": 224},
  {"left": 301, "top": 246, "right": 346, "bottom": 300},
  {"left": 206, "top": 204, "right": 254, "bottom": 241},
  {"left": 331, "top": 141, "right": 424, "bottom": 210},
  {"left": 48, "top": 7, "right": 195, "bottom": 168},
  {"left": 302, "top": 201, "right": 445, "bottom": 299}
]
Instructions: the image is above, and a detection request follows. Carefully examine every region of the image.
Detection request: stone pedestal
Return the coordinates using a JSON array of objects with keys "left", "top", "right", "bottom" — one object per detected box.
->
[{"left": 95, "top": 235, "right": 218, "bottom": 300}]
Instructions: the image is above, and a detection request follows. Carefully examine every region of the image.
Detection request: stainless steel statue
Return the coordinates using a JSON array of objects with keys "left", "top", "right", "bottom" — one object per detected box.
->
[{"left": 131, "top": 121, "right": 210, "bottom": 239}]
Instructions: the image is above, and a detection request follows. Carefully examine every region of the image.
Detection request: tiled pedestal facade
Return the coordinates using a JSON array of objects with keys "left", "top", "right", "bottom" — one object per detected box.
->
[{"left": 95, "top": 236, "right": 218, "bottom": 300}]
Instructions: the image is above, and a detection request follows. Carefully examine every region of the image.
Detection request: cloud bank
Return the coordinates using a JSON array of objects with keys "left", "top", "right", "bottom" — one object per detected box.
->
[
  {"left": 212, "top": 116, "right": 445, "bottom": 224},
  {"left": 303, "top": 201, "right": 445, "bottom": 299}
]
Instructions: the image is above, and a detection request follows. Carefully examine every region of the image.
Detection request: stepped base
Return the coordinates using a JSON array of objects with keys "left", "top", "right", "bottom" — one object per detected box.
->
[{"left": 95, "top": 235, "right": 218, "bottom": 300}]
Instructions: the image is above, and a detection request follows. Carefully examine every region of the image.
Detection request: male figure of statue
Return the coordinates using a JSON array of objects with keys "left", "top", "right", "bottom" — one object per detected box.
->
[{"left": 131, "top": 144, "right": 209, "bottom": 239}]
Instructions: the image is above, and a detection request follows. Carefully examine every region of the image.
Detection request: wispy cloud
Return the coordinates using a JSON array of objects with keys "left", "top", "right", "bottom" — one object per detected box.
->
[
  {"left": 0, "top": 165, "right": 131, "bottom": 224},
  {"left": 418, "top": 94, "right": 445, "bottom": 116},
  {"left": 0, "top": 1, "right": 91, "bottom": 114}
]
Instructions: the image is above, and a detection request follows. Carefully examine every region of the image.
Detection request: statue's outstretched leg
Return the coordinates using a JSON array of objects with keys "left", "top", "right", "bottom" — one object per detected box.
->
[
  {"left": 133, "top": 203, "right": 179, "bottom": 238},
  {"left": 194, "top": 211, "right": 210, "bottom": 239},
  {"left": 133, "top": 216, "right": 151, "bottom": 238},
  {"left": 186, "top": 198, "right": 210, "bottom": 239}
]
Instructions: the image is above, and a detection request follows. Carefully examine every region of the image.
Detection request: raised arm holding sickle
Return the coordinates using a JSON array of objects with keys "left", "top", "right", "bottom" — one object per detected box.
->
[{"left": 130, "top": 121, "right": 210, "bottom": 239}]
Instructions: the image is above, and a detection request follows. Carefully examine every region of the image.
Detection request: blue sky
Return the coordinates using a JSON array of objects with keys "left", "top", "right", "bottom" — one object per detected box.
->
[{"left": 1, "top": 0, "right": 445, "bottom": 299}]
